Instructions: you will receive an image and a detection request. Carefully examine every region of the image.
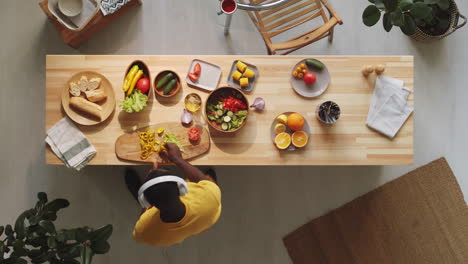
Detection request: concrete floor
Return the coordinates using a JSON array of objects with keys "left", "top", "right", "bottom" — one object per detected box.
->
[{"left": 1, "top": 0, "right": 467, "bottom": 263}]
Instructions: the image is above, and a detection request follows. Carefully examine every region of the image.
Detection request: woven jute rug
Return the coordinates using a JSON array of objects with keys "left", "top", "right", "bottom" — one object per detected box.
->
[{"left": 283, "top": 158, "right": 468, "bottom": 264}]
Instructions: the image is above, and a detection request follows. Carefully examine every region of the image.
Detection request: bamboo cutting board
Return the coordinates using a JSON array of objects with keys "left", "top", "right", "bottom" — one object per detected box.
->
[{"left": 115, "top": 123, "right": 210, "bottom": 164}]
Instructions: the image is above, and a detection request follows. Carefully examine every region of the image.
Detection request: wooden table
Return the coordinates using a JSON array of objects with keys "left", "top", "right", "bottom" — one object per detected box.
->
[
  {"left": 39, "top": 0, "right": 141, "bottom": 48},
  {"left": 46, "top": 55, "right": 414, "bottom": 165}
]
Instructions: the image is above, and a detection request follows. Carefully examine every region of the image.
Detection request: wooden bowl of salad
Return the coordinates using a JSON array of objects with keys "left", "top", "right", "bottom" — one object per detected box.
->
[{"left": 205, "top": 86, "right": 249, "bottom": 133}]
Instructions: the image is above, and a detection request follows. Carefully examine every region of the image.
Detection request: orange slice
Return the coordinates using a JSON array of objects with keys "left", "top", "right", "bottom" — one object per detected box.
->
[
  {"left": 292, "top": 131, "right": 308, "bottom": 148},
  {"left": 275, "top": 132, "right": 291, "bottom": 150}
]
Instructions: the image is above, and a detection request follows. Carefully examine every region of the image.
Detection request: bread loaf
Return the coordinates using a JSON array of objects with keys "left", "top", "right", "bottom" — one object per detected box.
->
[
  {"left": 85, "top": 89, "right": 107, "bottom": 103},
  {"left": 79, "top": 76, "right": 88, "bottom": 91},
  {"left": 70, "top": 97, "right": 102, "bottom": 119},
  {"left": 88, "top": 77, "right": 101, "bottom": 90}
]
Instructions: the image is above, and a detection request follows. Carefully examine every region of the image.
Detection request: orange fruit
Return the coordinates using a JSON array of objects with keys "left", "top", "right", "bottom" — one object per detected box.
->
[
  {"left": 274, "top": 132, "right": 291, "bottom": 150},
  {"left": 292, "top": 131, "right": 308, "bottom": 148},
  {"left": 287, "top": 113, "right": 305, "bottom": 131}
]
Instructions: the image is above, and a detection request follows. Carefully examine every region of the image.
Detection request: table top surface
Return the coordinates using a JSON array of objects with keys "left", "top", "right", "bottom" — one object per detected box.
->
[{"left": 46, "top": 55, "right": 414, "bottom": 165}]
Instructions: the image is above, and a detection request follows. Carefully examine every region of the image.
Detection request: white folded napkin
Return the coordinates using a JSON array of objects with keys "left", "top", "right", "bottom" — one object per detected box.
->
[
  {"left": 45, "top": 118, "right": 96, "bottom": 170},
  {"left": 367, "top": 76, "right": 414, "bottom": 138}
]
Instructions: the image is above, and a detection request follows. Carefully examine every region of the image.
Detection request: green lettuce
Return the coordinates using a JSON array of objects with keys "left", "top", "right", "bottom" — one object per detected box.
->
[{"left": 119, "top": 90, "right": 148, "bottom": 113}]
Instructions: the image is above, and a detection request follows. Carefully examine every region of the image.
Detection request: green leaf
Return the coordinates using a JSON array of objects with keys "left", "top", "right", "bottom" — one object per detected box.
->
[
  {"left": 44, "top": 199, "right": 70, "bottom": 213},
  {"left": 47, "top": 236, "right": 57, "bottom": 249},
  {"left": 371, "top": 0, "right": 385, "bottom": 8},
  {"left": 363, "top": 5, "right": 382, "bottom": 26},
  {"left": 411, "top": 2, "right": 432, "bottom": 19},
  {"left": 80, "top": 246, "right": 93, "bottom": 264},
  {"left": 76, "top": 228, "right": 90, "bottom": 243},
  {"left": 56, "top": 231, "right": 66, "bottom": 242},
  {"left": 401, "top": 14, "right": 417, "bottom": 35},
  {"left": 399, "top": 0, "right": 413, "bottom": 10},
  {"left": 29, "top": 216, "right": 40, "bottom": 226},
  {"left": 12, "top": 240, "right": 27, "bottom": 256},
  {"left": 39, "top": 220, "right": 56, "bottom": 234},
  {"left": 89, "top": 225, "right": 113, "bottom": 243},
  {"left": 91, "top": 240, "right": 110, "bottom": 254},
  {"left": 31, "top": 252, "right": 48, "bottom": 264},
  {"left": 384, "top": 0, "right": 398, "bottom": 11},
  {"left": 37, "top": 192, "right": 48, "bottom": 204},
  {"left": 14, "top": 210, "right": 32, "bottom": 240},
  {"left": 437, "top": 0, "right": 449, "bottom": 10},
  {"left": 0, "top": 242, "right": 5, "bottom": 256},
  {"left": 16, "top": 258, "right": 27, "bottom": 264},
  {"left": 383, "top": 12, "right": 393, "bottom": 31},
  {"left": 43, "top": 211, "right": 57, "bottom": 221},
  {"left": 27, "top": 249, "right": 42, "bottom": 259},
  {"left": 391, "top": 9, "right": 405, "bottom": 26},
  {"left": 62, "top": 260, "right": 80, "bottom": 264},
  {"left": 0, "top": 226, "right": 4, "bottom": 236},
  {"left": 5, "top": 225, "right": 13, "bottom": 237}
]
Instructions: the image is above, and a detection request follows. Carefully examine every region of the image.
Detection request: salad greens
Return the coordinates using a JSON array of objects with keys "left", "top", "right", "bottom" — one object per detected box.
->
[
  {"left": 163, "top": 132, "right": 185, "bottom": 152},
  {"left": 119, "top": 90, "right": 148, "bottom": 113}
]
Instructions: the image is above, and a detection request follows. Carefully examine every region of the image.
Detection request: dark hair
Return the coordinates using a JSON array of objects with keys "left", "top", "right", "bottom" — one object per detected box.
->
[{"left": 143, "top": 170, "right": 181, "bottom": 208}]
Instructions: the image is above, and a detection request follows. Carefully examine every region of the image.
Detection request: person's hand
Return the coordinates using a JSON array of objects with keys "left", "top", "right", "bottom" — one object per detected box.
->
[{"left": 160, "top": 143, "right": 183, "bottom": 164}]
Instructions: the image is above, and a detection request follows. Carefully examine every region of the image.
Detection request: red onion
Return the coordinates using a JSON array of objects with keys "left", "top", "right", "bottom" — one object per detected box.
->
[
  {"left": 181, "top": 109, "right": 193, "bottom": 125},
  {"left": 250, "top": 97, "right": 265, "bottom": 111}
]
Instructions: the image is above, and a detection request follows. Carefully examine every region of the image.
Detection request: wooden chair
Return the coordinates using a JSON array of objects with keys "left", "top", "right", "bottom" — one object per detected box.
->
[{"left": 242, "top": 0, "right": 343, "bottom": 55}]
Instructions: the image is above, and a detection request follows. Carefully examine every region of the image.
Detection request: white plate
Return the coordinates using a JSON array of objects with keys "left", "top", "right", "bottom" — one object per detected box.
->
[
  {"left": 270, "top": 112, "right": 311, "bottom": 151},
  {"left": 186, "top": 59, "right": 222, "bottom": 92},
  {"left": 290, "top": 59, "right": 330, "bottom": 98}
]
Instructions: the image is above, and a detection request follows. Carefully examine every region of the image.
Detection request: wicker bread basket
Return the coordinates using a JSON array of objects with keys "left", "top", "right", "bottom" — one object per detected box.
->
[{"left": 410, "top": 0, "right": 466, "bottom": 42}]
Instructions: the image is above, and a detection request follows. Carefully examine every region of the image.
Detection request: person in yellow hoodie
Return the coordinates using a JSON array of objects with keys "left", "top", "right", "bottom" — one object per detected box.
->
[{"left": 125, "top": 143, "right": 221, "bottom": 247}]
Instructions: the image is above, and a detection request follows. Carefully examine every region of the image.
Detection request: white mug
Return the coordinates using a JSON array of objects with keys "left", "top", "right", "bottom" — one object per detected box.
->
[{"left": 58, "top": 0, "right": 83, "bottom": 17}]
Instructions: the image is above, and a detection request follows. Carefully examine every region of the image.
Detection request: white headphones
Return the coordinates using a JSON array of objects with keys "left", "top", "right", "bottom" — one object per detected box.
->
[{"left": 137, "top": 176, "right": 188, "bottom": 209}]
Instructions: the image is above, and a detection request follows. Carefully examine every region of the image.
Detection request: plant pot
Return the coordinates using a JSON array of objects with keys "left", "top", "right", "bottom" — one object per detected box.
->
[{"left": 410, "top": 0, "right": 466, "bottom": 42}]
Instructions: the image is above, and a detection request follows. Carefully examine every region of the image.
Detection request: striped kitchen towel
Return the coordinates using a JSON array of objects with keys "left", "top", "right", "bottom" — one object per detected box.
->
[
  {"left": 100, "top": 0, "right": 132, "bottom": 16},
  {"left": 45, "top": 118, "right": 96, "bottom": 171}
]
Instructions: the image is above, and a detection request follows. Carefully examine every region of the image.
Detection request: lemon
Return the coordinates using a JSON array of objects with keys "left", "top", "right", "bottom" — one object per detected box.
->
[
  {"left": 275, "top": 132, "right": 291, "bottom": 150},
  {"left": 274, "top": 123, "right": 286, "bottom": 134},
  {"left": 276, "top": 114, "right": 288, "bottom": 124}
]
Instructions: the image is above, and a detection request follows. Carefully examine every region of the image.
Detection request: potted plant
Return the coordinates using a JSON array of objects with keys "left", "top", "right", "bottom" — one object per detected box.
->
[
  {"left": 362, "top": 0, "right": 466, "bottom": 42},
  {"left": 0, "top": 192, "right": 113, "bottom": 264}
]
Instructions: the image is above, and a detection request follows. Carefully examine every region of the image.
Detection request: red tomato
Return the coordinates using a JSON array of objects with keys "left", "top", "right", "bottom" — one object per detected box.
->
[
  {"left": 303, "top": 72, "right": 317, "bottom": 85},
  {"left": 194, "top": 63, "right": 202, "bottom": 76},
  {"left": 188, "top": 127, "right": 200, "bottom": 141},
  {"left": 136, "top": 78, "right": 150, "bottom": 94},
  {"left": 188, "top": 73, "right": 199, "bottom": 82}
]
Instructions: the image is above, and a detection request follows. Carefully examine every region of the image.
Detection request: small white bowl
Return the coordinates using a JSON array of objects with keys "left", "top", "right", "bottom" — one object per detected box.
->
[{"left": 58, "top": 0, "right": 83, "bottom": 17}]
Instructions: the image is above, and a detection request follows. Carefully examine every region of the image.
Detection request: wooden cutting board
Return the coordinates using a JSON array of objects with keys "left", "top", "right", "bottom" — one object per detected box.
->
[{"left": 115, "top": 122, "right": 210, "bottom": 164}]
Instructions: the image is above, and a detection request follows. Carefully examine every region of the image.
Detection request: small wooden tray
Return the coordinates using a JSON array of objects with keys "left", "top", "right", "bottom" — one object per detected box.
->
[
  {"left": 61, "top": 71, "right": 115, "bottom": 126},
  {"left": 115, "top": 122, "right": 210, "bottom": 164},
  {"left": 227, "top": 60, "right": 259, "bottom": 93},
  {"left": 186, "top": 59, "right": 222, "bottom": 92}
]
